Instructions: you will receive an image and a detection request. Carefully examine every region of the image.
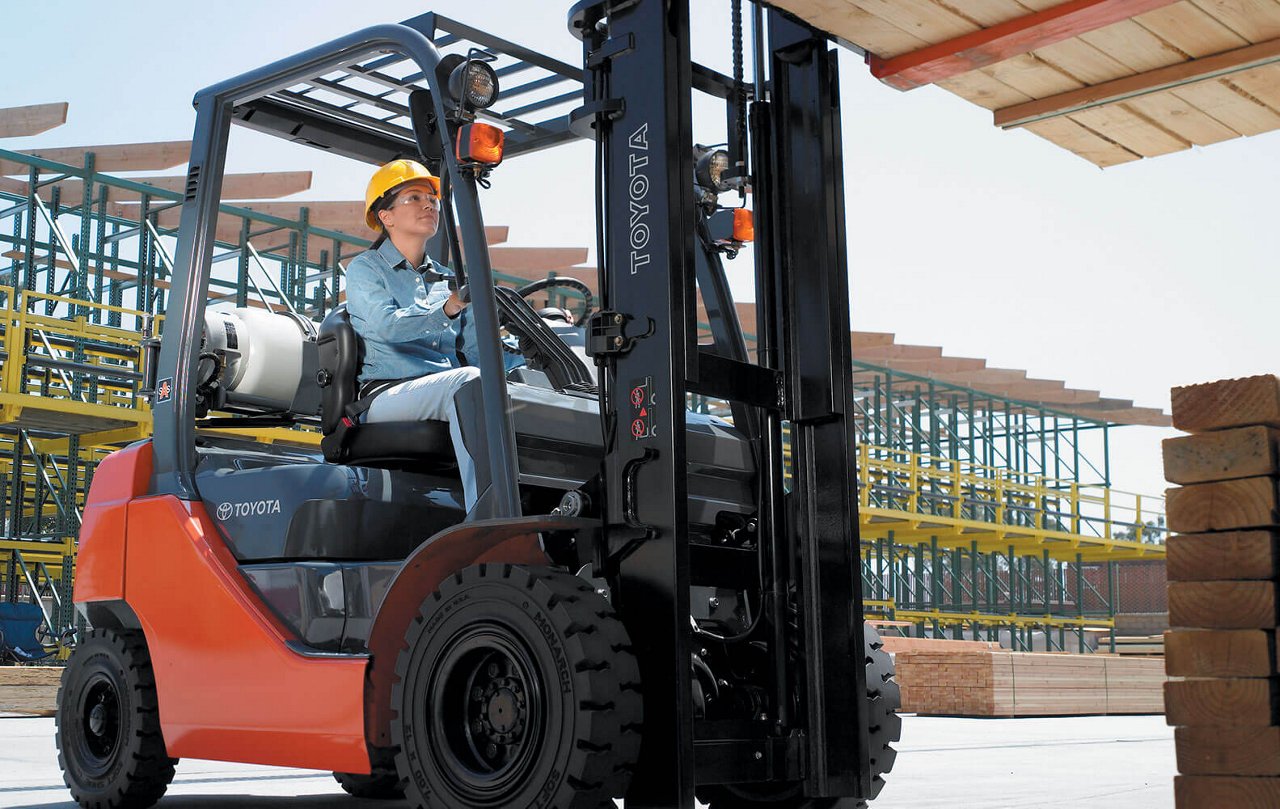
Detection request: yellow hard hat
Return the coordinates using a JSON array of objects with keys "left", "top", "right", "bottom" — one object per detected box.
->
[{"left": 364, "top": 159, "right": 441, "bottom": 231}]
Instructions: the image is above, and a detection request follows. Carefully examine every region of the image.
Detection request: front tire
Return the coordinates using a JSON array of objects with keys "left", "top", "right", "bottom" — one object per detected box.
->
[
  {"left": 334, "top": 746, "right": 404, "bottom": 799},
  {"left": 391, "top": 564, "right": 642, "bottom": 809},
  {"left": 703, "top": 622, "right": 901, "bottom": 809},
  {"left": 56, "top": 628, "right": 177, "bottom": 809}
]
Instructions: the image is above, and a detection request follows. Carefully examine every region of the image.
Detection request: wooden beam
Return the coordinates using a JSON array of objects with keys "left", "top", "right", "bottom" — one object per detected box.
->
[
  {"left": 853, "top": 344, "right": 943, "bottom": 361},
  {"left": 488, "top": 247, "right": 590, "bottom": 272},
  {"left": 869, "top": 0, "right": 1179, "bottom": 91},
  {"left": 0, "top": 141, "right": 190, "bottom": 176},
  {"left": 996, "top": 36, "right": 1280, "bottom": 128},
  {"left": 850, "top": 331, "right": 896, "bottom": 350},
  {"left": 877, "top": 356, "right": 988, "bottom": 374},
  {"left": 2, "top": 171, "right": 313, "bottom": 207},
  {"left": 0, "top": 102, "right": 68, "bottom": 139}
]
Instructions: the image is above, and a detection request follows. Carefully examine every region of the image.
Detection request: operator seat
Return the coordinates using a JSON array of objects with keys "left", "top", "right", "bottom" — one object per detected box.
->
[{"left": 316, "top": 305, "right": 455, "bottom": 468}]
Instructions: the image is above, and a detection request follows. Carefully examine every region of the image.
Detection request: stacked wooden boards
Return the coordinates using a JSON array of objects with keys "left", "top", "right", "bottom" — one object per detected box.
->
[
  {"left": 1164, "top": 375, "right": 1280, "bottom": 808},
  {"left": 896, "top": 649, "right": 1164, "bottom": 716},
  {"left": 0, "top": 666, "right": 61, "bottom": 715}
]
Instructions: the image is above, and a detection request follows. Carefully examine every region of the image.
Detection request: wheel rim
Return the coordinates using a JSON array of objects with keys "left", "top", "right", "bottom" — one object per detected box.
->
[
  {"left": 78, "top": 673, "right": 123, "bottom": 776},
  {"left": 427, "top": 623, "right": 545, "bottom": 803}
]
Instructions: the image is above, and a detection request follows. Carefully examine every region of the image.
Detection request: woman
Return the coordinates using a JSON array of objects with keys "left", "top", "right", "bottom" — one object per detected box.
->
[{"left": 343, "top": 158, "right": 482, "bottom": 512}]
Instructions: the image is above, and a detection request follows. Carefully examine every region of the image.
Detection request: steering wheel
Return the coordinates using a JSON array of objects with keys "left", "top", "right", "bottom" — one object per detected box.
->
[{"left": 514, "top": 277, "right": 594, "bottom": 326}]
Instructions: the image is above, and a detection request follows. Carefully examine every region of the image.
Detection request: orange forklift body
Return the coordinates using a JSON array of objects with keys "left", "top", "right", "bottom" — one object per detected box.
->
[
  {"left": 76, "top": 442, "right": 369, "bottom": 772},
  {"left": 74, "top": 440, "right": 555, "bottom": 774}
]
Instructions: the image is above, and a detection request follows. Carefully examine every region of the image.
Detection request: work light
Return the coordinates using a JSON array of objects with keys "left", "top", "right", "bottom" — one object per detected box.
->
[
  {"left": 695, "top": 147, "right": 732, "bottom": 193},
  {"left": 449, "top": 60, "right": 500, "bottom": 110}
]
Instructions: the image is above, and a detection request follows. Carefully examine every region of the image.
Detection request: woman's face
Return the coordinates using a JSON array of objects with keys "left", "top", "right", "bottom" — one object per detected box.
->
[{"left": 377, "top": 180, "right": 440, "bottom": 240}]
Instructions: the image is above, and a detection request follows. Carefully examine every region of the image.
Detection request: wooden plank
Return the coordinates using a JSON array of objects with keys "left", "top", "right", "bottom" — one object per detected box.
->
[
  {"left": 1166, "top": 477, "right": 1280, "bottom": 533},
  {"left": 1165, "top": 677, "right": 1280, "bottom": 725},
  {"left": 996, "top": 36, "right": 1280, "bottom": 127},
  {"left": 1176, "top": 775, "right": 1280, "bottom": 808},
  {"left": 868, "top": 0, "right": 1181, "bottom": 91},
  {"left": 0, "top": 102, "right": 68, "bottom": 139},
  {"left": 1032, "top": 36, "right": 1139, "bottom": 85},
  {"left": 880, "top": 636, "right": 1001, "bottom": 653},
  {"left": 1165, "top": 629, "right": 1276, "bottom": 677},
  {"left": 853, "top": 344, "right": 943, "bottom": 361},
  {"left": 1133, "top": 1, "right": 1252, "bottom": 57},
  {"left": 1022, "top": 116, "right": 1143, "bottom": 165},
  {"left": 1125, "top": 88, "right": 1242, "bottom": 144},
  {"left": 0, "top": 141, "right": 190, "bottom": 176},
  {"left": 1167, "top": 530, "right": 1279, "bottom": 581},
  {"left": 4, "top": 171, "right": 314, "bottom": 208},
  {"left": 1168, "top": 581, "right": 1279, "bottom": 628},
  {"left": 0, "top": 666, "right": 62, "bottom": 686},
  {"left": 1228, "top": 61, "right": 1280, "bottom": 111},
  {"left": 0, "top": 666, "right": 61, "bottom": 715},
  {"left": 1164, "top": 426, "right": 1280, "bottom": 484},
  {"left": 986, "top": 52, "right": 1087, "bottom": 98},
  {"left": 769, "top": 0, "right": 931, "bottom": 58},
  {"left": 937, "top": 69, "right": 1036, "bottom": 110},
  {"left": 1176, "top": 725, "right": 1280, "bottom": 775},
  {"left": 1173, "top": 376, "right": 1280, "bottom": 433},
  {"left": 1172, "top": 76, "right": 1280, "bottom": 133},
  {"left": 1066, "top": 103, "right": 1192, "bottom": 155},
  {"left": 1188, "top": 0, "right": 1280, "bottom": 42},
  {"left": 1080, "top": 18, "right": 1194, "bottom": 72},
  {"left": 895, "top": 649, "right": 1162, "bottom": 716},
  {"left": 850, "top": 331, "right": 896, "bottom": 349}
]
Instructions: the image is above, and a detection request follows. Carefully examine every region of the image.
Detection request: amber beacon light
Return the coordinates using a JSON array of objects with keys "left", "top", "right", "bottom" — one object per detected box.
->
[{"left": 456, "top": 123, "right": 505, "bottom": 167}]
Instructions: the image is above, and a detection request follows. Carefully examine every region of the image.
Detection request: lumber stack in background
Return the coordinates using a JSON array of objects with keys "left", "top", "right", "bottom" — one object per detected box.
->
[
  {"left": 1164, "top": 375, "right": 1280, "bottom": 808},
  {"left": 0, "top": 666, "right": 61, "bottom": 715},
  {"left": 895, "top": 649, "right": 1163, "bottom": 716}
]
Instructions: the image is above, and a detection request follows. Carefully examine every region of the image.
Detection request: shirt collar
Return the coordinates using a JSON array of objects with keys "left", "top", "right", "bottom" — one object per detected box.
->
[{"left": 376, "top": 238, "right": 453, "bottom": 282}]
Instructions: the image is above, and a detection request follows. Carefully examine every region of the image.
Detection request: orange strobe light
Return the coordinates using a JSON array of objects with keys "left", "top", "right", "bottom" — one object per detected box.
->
[
  {"left": 457, "top": 123, "right": 505, "bottom": 166},
  {"left": 732, "top": 207, "right": 754, "bottom": 243}
]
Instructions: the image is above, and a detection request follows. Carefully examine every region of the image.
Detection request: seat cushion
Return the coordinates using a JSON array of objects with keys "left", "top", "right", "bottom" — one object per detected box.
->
[{"left": 335, "top": 420, "right": 456, "bottom": 468}]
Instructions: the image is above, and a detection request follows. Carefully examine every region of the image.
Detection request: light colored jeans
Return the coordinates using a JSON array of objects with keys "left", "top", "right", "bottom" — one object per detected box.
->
[{"left": 364, "top": 366, "right": 481, "bottom": 511}]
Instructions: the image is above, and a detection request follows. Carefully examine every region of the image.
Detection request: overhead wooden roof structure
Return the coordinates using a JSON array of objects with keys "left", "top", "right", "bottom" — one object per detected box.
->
[
  {"left": 771, "top": 0, "right": 1280, "bottom": 166},
  {"left": 0, "top": 103, "right": 68, "bottom": 139}
]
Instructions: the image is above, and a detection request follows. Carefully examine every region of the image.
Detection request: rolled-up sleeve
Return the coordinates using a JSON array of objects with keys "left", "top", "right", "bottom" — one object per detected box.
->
[{"left": 345, "top": 255, "right": 452, "bottom": 343}]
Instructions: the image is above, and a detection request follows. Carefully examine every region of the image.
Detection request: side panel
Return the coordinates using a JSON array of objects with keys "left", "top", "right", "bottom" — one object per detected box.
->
[
  {"left": 125, "top": 495, "right": 369, "bottom": 773},
  {"left": 75, "top": 442, "right": 153, "bottom": 604}
]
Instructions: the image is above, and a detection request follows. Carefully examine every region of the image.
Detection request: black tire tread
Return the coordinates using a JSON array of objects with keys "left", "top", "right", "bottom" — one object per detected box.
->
[
  {"left": 704, "top": 622, "right": 901, "bottom": 809},
  {"left": 391, "top": 564, "right": 642, "bottom": 809},
  {"left": 56, "top": 628, "right": 178, "bottom": 809}
]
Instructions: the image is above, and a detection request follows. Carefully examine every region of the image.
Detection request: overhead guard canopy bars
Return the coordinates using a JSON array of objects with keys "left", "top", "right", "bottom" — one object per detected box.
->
[{"left": 150, "top": 22, "right": 523, "bottom": 514}]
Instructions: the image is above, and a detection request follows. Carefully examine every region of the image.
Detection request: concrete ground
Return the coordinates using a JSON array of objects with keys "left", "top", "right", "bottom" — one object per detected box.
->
[{"left": 1, "top": 713, "right": 1174, "bottom": 808}]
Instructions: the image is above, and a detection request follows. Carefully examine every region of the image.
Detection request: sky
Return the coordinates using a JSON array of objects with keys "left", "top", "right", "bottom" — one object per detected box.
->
[{"left": 2, "top": 0, "right": 1277, "bottom": 502}]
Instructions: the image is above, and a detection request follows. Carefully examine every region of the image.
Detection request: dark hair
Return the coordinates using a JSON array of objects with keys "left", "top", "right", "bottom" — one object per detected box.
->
[{"left": 368, "top": 190, "right": 399, "bottom": 249}]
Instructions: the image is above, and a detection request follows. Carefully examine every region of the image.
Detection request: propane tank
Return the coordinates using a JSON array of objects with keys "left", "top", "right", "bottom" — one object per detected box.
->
[{"left": 202, "top": 307, "right": 316, "bottom": 410}]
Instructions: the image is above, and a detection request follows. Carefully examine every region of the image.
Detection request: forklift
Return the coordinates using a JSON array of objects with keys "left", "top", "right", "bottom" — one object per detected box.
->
[{"left": 55, "top": 2, "right": 899, "bottom": 808}]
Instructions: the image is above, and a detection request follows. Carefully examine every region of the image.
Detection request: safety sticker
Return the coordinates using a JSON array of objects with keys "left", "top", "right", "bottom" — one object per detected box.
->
[{"left": 629, "top": 376, "right": 656, "bottom": 440}]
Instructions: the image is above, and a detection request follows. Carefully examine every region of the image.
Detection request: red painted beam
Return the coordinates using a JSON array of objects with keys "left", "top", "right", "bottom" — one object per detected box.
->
[{"left": 869, "top": 0, "right": 1179, "bottom": 91}]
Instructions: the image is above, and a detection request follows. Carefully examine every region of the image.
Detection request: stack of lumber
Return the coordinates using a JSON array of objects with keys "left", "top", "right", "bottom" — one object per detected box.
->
[
  {"left": 895, "top": 649, "right": 1164, "bottom": 717},
  {"left": 0, "top": 666, "right": 61, "bottom": 715},
  {"left": 878, "top": 635, "right": 1001, "bottom": 654},
  {"left": 1109, "top": 634, "right": 1166, "bottom": 656},
  {"left": 1164, "top": 375, "right": 1280, "bottom": 808}
]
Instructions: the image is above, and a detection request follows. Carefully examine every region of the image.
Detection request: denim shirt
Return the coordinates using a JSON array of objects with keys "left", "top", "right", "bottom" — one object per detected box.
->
[{"left": 345, "top": 239, "right": 478, "bottom": 385}]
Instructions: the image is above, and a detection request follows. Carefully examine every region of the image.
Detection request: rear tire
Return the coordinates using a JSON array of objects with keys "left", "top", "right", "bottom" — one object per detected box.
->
[
  {"left": 56, "top": 628, "right": 177, "bottom": 809},
  {"left": 334, "top": 747, "right": 404, "bottom": 799},
  {"left": 391, "top": 564, "right": 642, "bottom": 809},
  {"left": 703, "top": 622, "right": 900, "bottom": 809}
]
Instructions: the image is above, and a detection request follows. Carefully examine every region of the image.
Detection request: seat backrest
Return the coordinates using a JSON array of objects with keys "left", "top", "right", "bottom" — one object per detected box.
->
[
  {"left": 316, "top": 305, "right": 362, "bottom": 435},
  {"left": 0, "top": 602, "right": 49, "bottom": 661}
]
